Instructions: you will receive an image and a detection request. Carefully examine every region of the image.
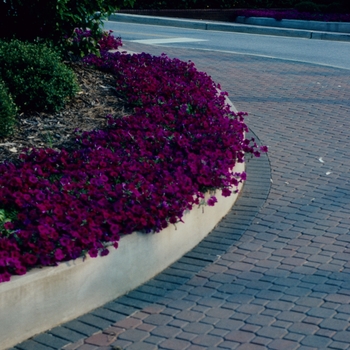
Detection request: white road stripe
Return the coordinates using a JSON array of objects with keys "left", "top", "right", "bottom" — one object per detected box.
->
[{"left": 130, "top": 37, "right": 208, "bottom": 44}]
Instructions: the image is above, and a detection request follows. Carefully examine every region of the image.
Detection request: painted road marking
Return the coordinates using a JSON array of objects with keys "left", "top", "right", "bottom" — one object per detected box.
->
[{"left": 130, "top": 37, "right": 208, "bottom": 44}]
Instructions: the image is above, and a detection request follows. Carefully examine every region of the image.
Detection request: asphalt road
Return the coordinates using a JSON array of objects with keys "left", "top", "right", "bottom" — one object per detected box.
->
[{"left": 103, "top": 20, "right": 350, "bottom": 70}]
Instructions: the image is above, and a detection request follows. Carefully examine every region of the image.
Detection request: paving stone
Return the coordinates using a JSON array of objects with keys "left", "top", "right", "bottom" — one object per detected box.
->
[
  {"left": 301, "top": 335, "right": 333, "bottom": 347},
  {"left": 126, "top": 343, "right": 158, "bottom": 350},
  {"left": 230, "top": 312, "right": 250, "bottom": 321},
  {"left": 182, "top": 322, "right": 213, "bottom": 334},
  {"left": 283, "top": 332, "right": 305, "bottom": 342},
  {"left": 217, "top": 340, "right": 240, "bottom": 349},
  {"left": 174, "top": 310, "right": 204, "bottom": 322},
  {"left": 284, "top": 287, "right": 312, "bottom": 297},
  {"left": 240, "top": 324, "right": 261, "bottom": 333},
  {"left": 114, "top": 317, "right": 142, "bottom": 329},
  {"left": 328, "top": 341, "right": 350, "bottom": 349},
  {"left": 322, "top": 302, "right": 342, "bottom": 310},
  {"left": 130, "top": 311, "right": 150, "bottom": 320},
  {"left": 295, "top": 297, "right": 324, "bottom": 308},
  {"left": 49, "top": 327, "right": 86, "bottom": 343},
  {"left": 268, "top": 339, "right": 299, "bottom": 350},
  {"left": 325, "top": 294, "right": 350, "bottom": 304},
  {"left": 63, "top": 320, "right": 101, "bottom": 337},
  {"left": 215, "top": 318, "right": 245, "bottom": 330},
  {"left": 102, "top": 326, "right": 125, "bottom": 337},
  {"left": 208, "top": 328, "right": 230, "bottom": 337},
  {"left": 104, "top": 302, "right": 140, "bottom": 315},
  {"left": 175, "top": 331, "right": 197, "bottom": 341},
  {"left": 332, "top": 331, "right": 350, "bottom": 343},
  {"left": 126, "top": 290, "right": 166, "bottom": 303},
  {"left": 158, "top": 338, "right": 191, "bottom": 349},
  {"left": 15, "top": 339, "right": 57, "bottom": 350},
  {"left": 205, "top": 307, "right": 235, "bottom": 319},
  {"left": 137, "top": 323, "right": 157, "bottom": 332},
  {"left": 144, "top": 314, "right": 173, "bottom": 326},
  {"left": 315, "top": 328, "right": 336, "bottom": 338},
  {"left": 245, "top": 314, "right": 275, "bottom": 326},
  {"left": 61, "top": 339, "right": 84, "bottom": 350},
  {"left": 31, "top": 333, "right": 69, "bottom": 349},
  {"left": 255, "top": 290, "right": 283, "bottom": 300},
  {"left": 168, "top": 319, "right": 189, "bottom": 329},
  {"left": 319, "top": 319, "right": 349, "bottom": 331},
  {"left": 84, "top": 332, "right": 117, "bottom": 346},
  {"left": 334, "top": 312, "right": 350, "bottom": 321},
  {"left": 288, "top": 322, "right": 318, "bottom": 335},
  {"left": 167, "top": 300, "right": 196, "bottom": 311},
  {"left": 144, "top": 335, "right": 167, "bottom": 345},
  {"left": 226, "top": 294, "right": 255, "bottom": 304},
  {"left": 266, "top": 300, "right": 293, "bottom": 311},
  {"left": 191, "top": 334, "right": 223, "bottom": 346},
  {"left": 151, "top": 325, "right": 182, "bottom": 338},
  {"left": 235, "top": 343, "right": 266, "bottom": 350},
  {"left": 291, "top": 305, "right": 310, "bottom": 314},
  {"left": 117, "top": 329, "right": 150, "bottom": 342},
  {"left": 276, "top": 311, "right": 306, "bottom": 323},
  {"left": 186, "top": 345, "right": 207, "bottom": 350},
  {"left": 256, "top": 326, "right": 288, "bottom": 339},
  {"left": 109, "top": 339, "right": 132, "bottom": 348},
  {"left": 224, "top": 330, "right": 256, "bottom": 343},
  {"left": 74, "top": 344, "right": 98, "bottom": 350},
  {"left": 236, "top": 304, "right": 265, "bottom": 314}
]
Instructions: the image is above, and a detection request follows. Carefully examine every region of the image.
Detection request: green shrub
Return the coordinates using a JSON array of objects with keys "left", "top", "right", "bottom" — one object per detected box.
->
[
  {"left": 294, "top": 1, "right": 321, "bottom": 12},
  {"left": 325, "top": 2, "right": 343, "bottom": 13},
  {"left": 0, "top": 0, "right": 134, "bottom": 58},
  {"left": 0, "top": 40, "right": 79, "bottom": 112},
  {"left": 0, "top": 79, "right": 17, "bottom": 138}
]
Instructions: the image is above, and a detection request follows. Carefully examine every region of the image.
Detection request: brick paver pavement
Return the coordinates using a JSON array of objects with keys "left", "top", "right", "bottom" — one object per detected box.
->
[{"left": 12, "top": 43, "right": 350, "bottom": 350}]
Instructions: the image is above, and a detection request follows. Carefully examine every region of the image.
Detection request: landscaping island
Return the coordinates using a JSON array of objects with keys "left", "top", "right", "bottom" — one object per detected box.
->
[{"left": 0, "top": 2, "right": 266, "bottom": 347}]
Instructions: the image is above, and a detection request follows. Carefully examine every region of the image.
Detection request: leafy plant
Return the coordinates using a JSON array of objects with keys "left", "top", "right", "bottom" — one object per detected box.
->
[
  {"left": 295, "top": 1, "right": 321, "bottom": 13},
  {"left": 0, "top": 39, "right": 79, "bottom": 112},
  {"left": 66, "top": 28, "right": 122, "bottom": 59},
  {"left": 0, "top": 0, "right": 134, "bottom": 57},
  {"left": 0, "top": 79, "right": 17, "bottom": 138}
]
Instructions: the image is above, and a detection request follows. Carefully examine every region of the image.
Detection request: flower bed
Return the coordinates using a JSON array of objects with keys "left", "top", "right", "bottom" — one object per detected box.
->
[
  {"left": 0, "top": 178, "right": 243, "bottom": 350},
  {"left": 0, "top": 35, "right": 264, "bottom": 283}
]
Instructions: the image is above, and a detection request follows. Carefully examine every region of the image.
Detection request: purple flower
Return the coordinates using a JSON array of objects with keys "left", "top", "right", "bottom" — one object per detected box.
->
[{"left": 207, "top": 196, "right": 218, "bottom": 206}]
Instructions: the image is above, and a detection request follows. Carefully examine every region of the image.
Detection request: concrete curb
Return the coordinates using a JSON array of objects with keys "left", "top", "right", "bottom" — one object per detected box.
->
[{"left": 108, "top": 13, "right": 350, "bottom": 42}]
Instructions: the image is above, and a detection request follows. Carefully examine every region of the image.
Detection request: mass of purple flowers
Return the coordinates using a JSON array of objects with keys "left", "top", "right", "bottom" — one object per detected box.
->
[
  {"left": 235, "top": 9, "right": 350, "bottom": 22},
  {"left": 0, "top": 34, "right": 265, "bottom": 283}
]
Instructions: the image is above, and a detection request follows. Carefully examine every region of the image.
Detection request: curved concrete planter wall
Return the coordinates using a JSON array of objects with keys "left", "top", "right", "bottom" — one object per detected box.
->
[{"left": 0, "top": 162, "right": 244, "bottom": 349}]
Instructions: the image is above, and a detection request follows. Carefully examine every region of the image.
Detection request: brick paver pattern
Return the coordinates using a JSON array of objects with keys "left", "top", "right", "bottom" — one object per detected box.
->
[{"left": 12, "top": 43, "right": 350, "bottom": 350}]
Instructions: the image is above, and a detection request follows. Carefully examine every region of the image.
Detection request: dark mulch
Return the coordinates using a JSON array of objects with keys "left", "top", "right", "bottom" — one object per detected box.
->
[{"left": 0, "top": 62, "right": 129, "bottom": 164}]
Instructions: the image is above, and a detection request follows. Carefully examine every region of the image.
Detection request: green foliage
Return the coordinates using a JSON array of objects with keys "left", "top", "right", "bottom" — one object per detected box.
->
[
  {"left": 0, "top": 79, "right": 17, "bottom": 138},
  {"left": 0, "top": 208, "right": 17, "bottom": 237},
  {"left": 0, "top": 0, "right": 134, "bottom": 57},
  {"left": 294, "top": 1, "right": 321, "bottom": 12},
  {"left": 0, "top": 40, "right": 79, "bottom": 112}
]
